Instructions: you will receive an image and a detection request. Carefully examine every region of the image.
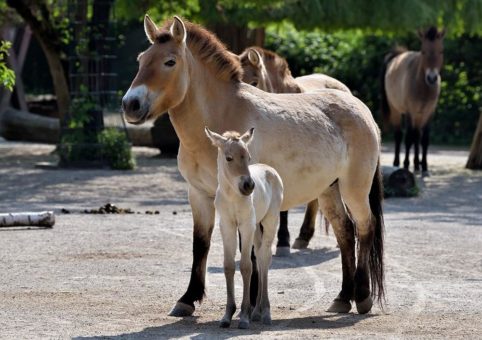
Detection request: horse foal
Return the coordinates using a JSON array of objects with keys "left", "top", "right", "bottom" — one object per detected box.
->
[{"left": 205, "top": 127, "right": 283, "bottom": 329}]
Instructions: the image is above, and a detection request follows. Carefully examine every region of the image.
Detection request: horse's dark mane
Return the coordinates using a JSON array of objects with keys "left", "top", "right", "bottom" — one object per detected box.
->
[
  {"left": 158, "top": 19, "right": 242, "bottom": 82},
  {"left": 424, "top": 26, "right": 439, "bottom": 41}
]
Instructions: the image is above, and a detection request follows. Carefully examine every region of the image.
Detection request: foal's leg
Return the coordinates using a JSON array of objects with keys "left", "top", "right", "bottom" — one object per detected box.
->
[
  {"left": 293, "top": 200, "right": 318, "bottom": 249},
  {"left": 413, "top": 127, "right": 421, "bottom": 172},
  {"left": 403, "top": 117, "right": 414, "bottom": 170},
  {"left": 319, "top": 184, "right": 355, "bottom": 313},
  {"left": 170, "top": 187, "right": 215, "bottom": 317},
  {"left": 219, "top": 221, "right": 237, "bottom": 328},
  {"left": 275, "top": 211, "right": 290, "bottom": 256},
  {"left": 421, "top": 123, "right": 431, "bottom": 176},
  {"left": 257, "top": 214, "right": 278, "bottom": 325},
  {"left": 238, "top": 222, "right": 255, "bottom": 329},
  {"left": 393, "top": 125, "right": 403, "bottom": 167}
]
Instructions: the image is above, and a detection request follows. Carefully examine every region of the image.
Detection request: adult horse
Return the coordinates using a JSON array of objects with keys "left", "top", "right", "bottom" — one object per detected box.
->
[
  {"left": 122, "top": 15, "right": 384, "bottom": 317},
  {"left": 381, "top": 27, "right": 445, "bottom": 176},
  {"left": 239, "top": 47, "right": 352, "bottom": 251}
]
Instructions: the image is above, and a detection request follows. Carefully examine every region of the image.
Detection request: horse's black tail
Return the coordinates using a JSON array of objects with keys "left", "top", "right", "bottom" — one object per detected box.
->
[
  {"left": 380, "top": 47, "right": 406, "bottom": 131},
  {"left": 368, "top": 160, "right": 385, "bottom": 307}
]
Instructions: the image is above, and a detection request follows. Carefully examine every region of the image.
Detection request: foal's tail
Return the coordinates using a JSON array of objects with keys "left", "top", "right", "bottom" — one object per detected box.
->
[
  {"left": 368, "top": 160, "right": 385, "bottom": 306},
  {"left": 380, "top": 47, "right": 405, "bottom": 131}
]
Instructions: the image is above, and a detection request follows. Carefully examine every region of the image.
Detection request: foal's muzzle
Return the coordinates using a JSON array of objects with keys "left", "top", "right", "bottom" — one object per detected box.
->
[{"left": 239, "top": 176, "right": 255, "bottom": 196}]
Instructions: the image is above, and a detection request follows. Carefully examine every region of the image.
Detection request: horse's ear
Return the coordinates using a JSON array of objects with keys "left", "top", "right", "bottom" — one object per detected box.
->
[
  {"left": 144, "top": 15, "right": 159, "bottom": 44},
  {"left": 205, "top": 127, "right": 225, "bottom": 147},
  {"left": 247, "top": 49, "right": 261, "bottom": 67},
  {"left": 417, "top": 28, "right": 424, "bottom": 40},
  {"left": 241, "top": 128, "right": 254, "bottom": 145},
  {"left": 171, "top": 16, "right": 187, "bottom": 44},
  {"left": 438, "top": 28, "right": 446, "bottom": 39}
]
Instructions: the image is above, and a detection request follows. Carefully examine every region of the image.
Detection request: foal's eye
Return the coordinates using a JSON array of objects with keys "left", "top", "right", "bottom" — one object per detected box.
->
[
  {"left": 226, "top": 156, "right": 233, "bottom": 162},
  {"left": 164, "top": 60, "right": 176, "bottom": 67},
  {"left": 250, "top": 81, "right": 258, "bottom": 87}
]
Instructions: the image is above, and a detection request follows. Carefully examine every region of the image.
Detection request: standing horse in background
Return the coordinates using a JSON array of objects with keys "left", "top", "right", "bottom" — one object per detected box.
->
[
  {"left": 239, "top": 47, "right": 351, "bottom": 250},
  {"left": 122, "top": 15, "right": 384, "bottom": 317},
  {"left": 206, "top": 127, "right": 283, "bottom": 328},
  {"left": 381, "top": 27, "right": 445, "bottom": 176}
]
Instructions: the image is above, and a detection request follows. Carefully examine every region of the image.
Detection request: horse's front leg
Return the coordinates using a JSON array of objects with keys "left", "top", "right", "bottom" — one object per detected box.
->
[
  {"left": 292, "top": 200, "right": 318, "bottom": 249},
  {"left": 219, "top": 219, "right": 237, "bottom": 328},
  {"left": 413, "top": 127, "right": 421, "bottom": 172},
  {"left": 275, "top": 211, "right": 290, "bottom": 256},
  {"left": 403, "top": 117, "right": 414, "bottom": 170},
  {"left": 169, "top": 186, "right": 215, "bottom": 317},
  {"left": 421, "top": 123, "right": 431, "bottom": 176},
  {"left": 238, "top": 222, "right": 255, "bottom": 329}
]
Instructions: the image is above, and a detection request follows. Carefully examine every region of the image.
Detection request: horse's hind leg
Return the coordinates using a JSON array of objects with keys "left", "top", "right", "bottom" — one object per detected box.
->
[
  {"left": 292, "top": 200, "right": 318, "bottom": 249},
  {"left": 394, "top": 126, "right": 403, "bottom": 167},
  {"left": 421, "top": 123, "right": 430, "bottom": 176},
  {"left": 319, "top": 183, "right": 355, "bottom": 313},
  {"left": 275, "top": 211, "right": 290, "bottom": 256}
]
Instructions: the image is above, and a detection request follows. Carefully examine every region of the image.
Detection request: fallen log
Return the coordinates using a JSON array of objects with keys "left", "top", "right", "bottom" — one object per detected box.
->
[
  {"left": 381, "top": 166, "right": 418, "bottom": 197},
  {"left": 0, "top": 211, "right": 55, "bottom": 228}
]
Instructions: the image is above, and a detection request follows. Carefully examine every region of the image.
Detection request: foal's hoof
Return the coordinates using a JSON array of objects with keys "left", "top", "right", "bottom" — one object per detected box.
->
[
  {"left": 356, "top": 296, "right": 373, "bottom": 314},
  {"left": 168, "top": 301, "right": 195, "bottom": 317},
  {"left": 422, "top": 170, "right": 430, "bottom": 178},
  {"left": 275, "top": 246, "right": 291, "bottom": 257},
  {"left": 326, "top": 299, "right": 352, "bottom": 313},
  {"left": 292, "top": 238, "right": 309, "bottom": 249},
  {"left": 238, "top": 320, "right": 250, "bottom": 329}
]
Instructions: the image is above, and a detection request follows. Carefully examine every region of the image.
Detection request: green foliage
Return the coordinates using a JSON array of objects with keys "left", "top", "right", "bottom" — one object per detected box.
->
[
  {"left": 0, "top": 40, "right": 15, "bottom": 91},
  {"left": 99, "top": 128, "right": 136, "bottom": 170},
  {"left": 266, "top": 25, "right": 482, "bottom": 145}
]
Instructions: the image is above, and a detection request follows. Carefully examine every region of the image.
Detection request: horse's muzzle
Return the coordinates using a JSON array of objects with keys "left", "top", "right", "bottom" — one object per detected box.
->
[{"left": 239, "top": 177, "right": 255, "bottom": 196}]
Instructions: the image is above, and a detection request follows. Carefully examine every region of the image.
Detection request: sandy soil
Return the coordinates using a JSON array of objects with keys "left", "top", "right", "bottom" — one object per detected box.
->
[{"left": 0, "top": 139, "right": 481, "bottom": 339}]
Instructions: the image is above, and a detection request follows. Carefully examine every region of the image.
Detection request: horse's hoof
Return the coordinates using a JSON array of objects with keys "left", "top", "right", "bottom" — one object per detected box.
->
[
  {"left": 326, "top": 299, "right": 352, "bottom": 313},
  {"left": 275, "top": 246, "right": 290, "bottom": 257},
  {"left": 422, "top": 170, "right": 430, "bottom": 178},
  {"left": 219, "top": 319, "right": 231, "bottom": 328},
  {"left": 251, "top": 308, "right": 261, "bottom": 321},
  {"left": 356, "top": 296, "right": 373, "bottom": 314},
  {"left": 168, "top": 301, "right": 195, "bottom": 317},
  {"left": 262, "top": 313, "right": 272, "bottom": 325},
  {"left": 238, "top": 320, "right": 250, "bottom": 329},
  {"left": 292, "top": 238, "right": 309, "bottom": 249}
]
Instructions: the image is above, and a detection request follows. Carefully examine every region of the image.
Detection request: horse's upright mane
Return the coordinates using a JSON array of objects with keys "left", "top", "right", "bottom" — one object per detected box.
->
[{"left": 159, "top": 19, "right": 242, "bottom": 82}]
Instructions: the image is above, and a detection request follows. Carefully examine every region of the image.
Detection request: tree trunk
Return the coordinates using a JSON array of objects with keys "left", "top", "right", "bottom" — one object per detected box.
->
[
  {"left": 37, "top": 39, "right": 70, "bottom": 123},
  {"left": 210, "top": 22, "right": 265, "bottom": 53},
  {"left": 466, "top": 113, "right": 482, "bottom": 170}
]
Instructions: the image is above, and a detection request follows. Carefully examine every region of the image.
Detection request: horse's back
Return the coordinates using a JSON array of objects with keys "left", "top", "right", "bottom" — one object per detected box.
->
[{"left": 296, "top": 74, "right": 351, "bottom": 94}]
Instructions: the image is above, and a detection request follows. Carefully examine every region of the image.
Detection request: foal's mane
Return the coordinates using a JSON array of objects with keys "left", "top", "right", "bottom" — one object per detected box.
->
[{"left": 159, "top": 19, "right": 242, "bottom": 82}]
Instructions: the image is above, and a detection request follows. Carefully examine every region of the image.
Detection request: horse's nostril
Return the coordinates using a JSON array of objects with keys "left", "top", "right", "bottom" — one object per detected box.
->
[{"left": 131, "top": 98, "right": 140, "bottom": 112}]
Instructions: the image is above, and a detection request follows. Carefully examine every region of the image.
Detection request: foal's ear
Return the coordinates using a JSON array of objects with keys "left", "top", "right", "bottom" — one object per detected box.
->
[
  {"left": 144, "top": 15, "right": 159, "bottom": 44},
  {"left": 241, "top": 128, "right": 255, "bottom": 145},
  {"left": 171, "top": 16, "right": 187, "bottom": 44},
  {"left": 247, "top": 49, "right": 261, "bottom": 67},
  {"left": 205, "top": 127, "right": 225, "bottom": 147}
]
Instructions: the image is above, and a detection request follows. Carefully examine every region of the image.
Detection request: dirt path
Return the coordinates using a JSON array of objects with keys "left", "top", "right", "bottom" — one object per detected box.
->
[{"left": 0, "top": 139, "right": 481, "bottom": 339}]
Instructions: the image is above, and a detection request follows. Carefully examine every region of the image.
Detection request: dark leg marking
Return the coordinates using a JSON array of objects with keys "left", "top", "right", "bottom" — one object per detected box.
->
[
  {"left": 276, "top": 211, "right": 290, "bottom": 248},
  {"left": 394, "top": 127, "right": 403, "bottom": 167},
  {"left": 293, "top": 200, "right": 318, "bottom": 249},
  {"left": 421, "top": 123, "right": 430, "bottom": 173},
  {"left": 413, "top": 127, "right": 421, "bottom": 172},
  {"left": 403, "top": 117, "right": 414, "bottom": 170}
]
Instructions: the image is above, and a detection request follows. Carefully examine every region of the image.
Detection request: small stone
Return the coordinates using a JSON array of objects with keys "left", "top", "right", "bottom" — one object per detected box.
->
[
  {"left": 172, "top": 211, "right": 177, "bottom": 215},
  {"left": 61, "top": 208, "right": 70, "bottom": 214},
  {"left": 154, "top": 211, "right": 160, "bottom": 214}
]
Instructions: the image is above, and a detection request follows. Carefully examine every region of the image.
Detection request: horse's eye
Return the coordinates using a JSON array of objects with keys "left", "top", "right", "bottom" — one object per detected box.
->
[
  {"left": 164, "top": 60, "right": 176, "bottom": 67},
  {"left": 250, "top": 81, "right": 258, "bottom": 87},
  {"left": 226, "top": 156, "right": 233, "bottom": 162}
]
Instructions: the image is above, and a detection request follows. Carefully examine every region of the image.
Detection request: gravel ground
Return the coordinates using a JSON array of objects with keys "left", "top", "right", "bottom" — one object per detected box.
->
[{"left": 0, "top": 139, "right": 481, "bottom": 339}]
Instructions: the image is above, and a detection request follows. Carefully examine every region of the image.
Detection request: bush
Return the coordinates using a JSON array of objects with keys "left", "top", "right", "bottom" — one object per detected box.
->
[
  {"left": 265, "top": 26, "right": 482, "bottom": 145},
  {"left": 99, "top": 128, "right": 136, "bottom": 170}
]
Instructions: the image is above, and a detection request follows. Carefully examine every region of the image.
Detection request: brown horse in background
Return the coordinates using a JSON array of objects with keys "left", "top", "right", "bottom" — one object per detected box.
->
[
  {"left": 239, "top": 46, "right": 350, "bottom": 250},
  {"left": 381, "top": 27, "right": 445, "bottom": 176}
]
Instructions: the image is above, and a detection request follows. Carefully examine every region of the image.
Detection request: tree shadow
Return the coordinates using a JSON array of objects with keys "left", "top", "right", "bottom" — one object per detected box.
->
[
  {"left": 73, "top": 312, "right": 371, "bottom": 340},
  {"left": 208, "top": 247, "right": 339, "bottom": 273}
]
